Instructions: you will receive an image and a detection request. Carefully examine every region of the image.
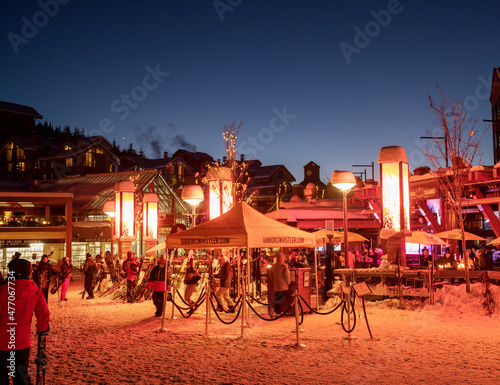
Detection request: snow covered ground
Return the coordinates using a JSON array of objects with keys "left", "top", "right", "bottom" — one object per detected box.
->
[{"left": 30, "top": 276, "right": 500, "bottom": 385}]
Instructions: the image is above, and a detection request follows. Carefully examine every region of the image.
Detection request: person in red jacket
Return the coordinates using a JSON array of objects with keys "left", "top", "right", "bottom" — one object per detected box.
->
[
  {"left": 147, "top": 256, "right": 169, "bottom": 317},
  {"left": 0, "top": 258, "right": 50, "bottom": 385}
]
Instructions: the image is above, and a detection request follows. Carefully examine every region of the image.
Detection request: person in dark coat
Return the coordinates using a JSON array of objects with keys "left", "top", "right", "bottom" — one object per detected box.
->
[
  {"left": 33, "top": 254, "right": 56, "bottom": 303},
  {"left": 268, "top": 252, "right": 290, "bottom": 318},
  {"left": 82, "top": 253, "right": 96, "bottom": 299},
  {"left": 0, "top": 258, "right": 50, "bottom": 385},
  {"left": 215, "top": 252, "right": 235, "bottom": 312},
  {"left": 147, "top": 256, "right": 169, "bottom": 317}
]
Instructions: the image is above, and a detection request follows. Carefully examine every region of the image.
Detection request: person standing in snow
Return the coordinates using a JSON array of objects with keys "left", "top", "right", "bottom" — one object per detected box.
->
[
  {"left": 0, "top": 258, "right": 50, "bottom": 384},
  {"left": 82, "top": 253, "right": 96, "bottom": 299},
  {"left": 215, "top": 252, "right": 235, "bottom": 312},
  {"left": 184, "top": 258, "right": 201, "bottom": 306},
  {"left": 123, "top": 251, "right": 138, "bottom": 303},
  {"left": 59, "top": 256, "right": 73, "bottom": 301},
  {"left": 33, "top": 254, "right": 56, "bottom": 303},
  {"left": 268, "top": 251, "right": 290, "bottom": 318},
  {"left": 148, "top": 256, "right": 169, "bottom": 317}
]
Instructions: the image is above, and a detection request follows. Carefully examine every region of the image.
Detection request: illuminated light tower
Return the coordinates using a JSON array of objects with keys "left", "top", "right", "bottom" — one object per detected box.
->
[
  {"left": 114, "top": 181, "right": 136, "bottom": 260},
  {"left": 378, "top": 146, "right": 411, "bottom": 267},
  {"left": 103, "top": 200, "right": 115, "bottom": 256},
  {"left": 143, "top": 193, "right": 159, "bottom": 255},
  {"left": 207, "top": 166, "right": 233, "bottom": 220},
  {"left": 330, "top": 171, "right": 357, "bottom": 269},
  {"left": 181, "top": 185, "right": 204, "bottom": 228}
]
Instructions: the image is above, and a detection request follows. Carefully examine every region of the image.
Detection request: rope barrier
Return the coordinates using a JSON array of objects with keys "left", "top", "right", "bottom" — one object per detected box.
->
[
  {"left": 340, "top": 291, "right": 356, "bottom": 334},
  {"left": 297, "top": 294, "right": 344, "bottom": 315},
  {"left": 245, "top": 298, "right": 293, "bottom": 321},
  {"left": 209, "top": 293, "right": 242, "bottom": 325}
]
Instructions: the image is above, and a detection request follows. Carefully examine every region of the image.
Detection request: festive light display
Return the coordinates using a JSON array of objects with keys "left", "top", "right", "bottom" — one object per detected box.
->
[
  {"left": 378, "top": 146, "right": 410, "bottom": 233},
  {"left": 114, "top": 181, "right": 135, "bottom": 239},
  {"left": 142, "top": 193, "right": 158, "bottom": 239}
]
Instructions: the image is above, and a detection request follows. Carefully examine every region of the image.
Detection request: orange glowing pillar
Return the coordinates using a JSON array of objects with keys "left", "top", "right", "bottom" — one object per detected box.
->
[
  {"left": 114, "top": 181, "right": 135, "bottom": 259},
  {"left": 378, "top": 146, "right": 410, "bottom": 265},
  {"left": 207, "top": 167, "right": 233, "bottom": 220}
]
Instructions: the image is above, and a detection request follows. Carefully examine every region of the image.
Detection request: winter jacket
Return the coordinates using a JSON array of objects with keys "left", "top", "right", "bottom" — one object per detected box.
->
[
  {"left": 0, "top": 278, "right": 50, "bottom": 350},
  {"left": 124, "top": 259, "right": 138, "bottom": 281},
  {"left": 269, "top": 262, "right": 290, "bottom": 291},
  {"left": 218, "top": 261, "right": 232, "bottom": 288},
  {"left": 184, "top": 266, "right": 200, "bottom": 285},
  {"left": 34, "top": 261, "right": 55, "bottom": 290},
  {"left": 83, "top": 258, "right": 96, "bottom": 278},
  {"left": 147, "top": 264, "right": 170, "bottom": 292}
]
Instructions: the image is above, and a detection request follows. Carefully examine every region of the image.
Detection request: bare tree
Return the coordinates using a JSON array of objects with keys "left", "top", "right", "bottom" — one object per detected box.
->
[
  {"left": 423, "top": 87, "right": 488, "bottom": 293},
  {"left": 198, "top": 119, "right": 253, "bottom": 208}
]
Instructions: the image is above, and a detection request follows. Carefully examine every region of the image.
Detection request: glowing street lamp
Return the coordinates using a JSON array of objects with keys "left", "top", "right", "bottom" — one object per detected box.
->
[
  {"left": 330, "top": 170, "right": 356, "bottom": 268},
  {"left": 331, "top": 170, "right": 356, "bottom": 340},
  {"left": 114, "top": 181, "right": 135, "bottom": 259},
  {"left": 181, "top": 185, "right": 204, "bottom": 227},
  {"left": 207, "top": 166, "right": 233, "bottom": 220}
]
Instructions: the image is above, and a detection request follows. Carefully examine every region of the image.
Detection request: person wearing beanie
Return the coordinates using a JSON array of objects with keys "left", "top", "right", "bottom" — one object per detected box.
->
[
  {"left": 123, "top": 251, "right": 138, "bottom": 303},
  {"left": 33, "top": 254, "right": 56, "bottom": 304},
  {"left": 0, "top": 258, "right": 50, "bottom": 384},
  {"left": 147, "top": 256, "right": 170, "bottom": 317},
  {"left": 82, "top": 253, "right": 96, "bottom": 299}
]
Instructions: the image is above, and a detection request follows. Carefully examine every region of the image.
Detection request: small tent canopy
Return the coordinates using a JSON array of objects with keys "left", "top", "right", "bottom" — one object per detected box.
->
[{"left": 165, "top": 202, "right": 316, "bottom": 249}]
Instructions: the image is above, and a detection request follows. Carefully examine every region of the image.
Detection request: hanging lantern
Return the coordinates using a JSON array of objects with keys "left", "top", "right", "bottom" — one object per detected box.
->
[
  {"left": 143, "top": 193, "right": 158, "bottom": 240},
  {"left": 378, "top": 146, "right": 410, "bottom": 234},
  {"left": 114, "top": 181, "right": 135, "bottom": 239},
  {"left": 206, "top": 166, "right": 233, "bottom": 220}
]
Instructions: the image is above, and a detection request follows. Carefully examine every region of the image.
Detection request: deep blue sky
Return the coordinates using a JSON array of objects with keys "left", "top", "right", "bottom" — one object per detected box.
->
[{"left": 1, "top": 1, "right": 499, "bottom": 182}]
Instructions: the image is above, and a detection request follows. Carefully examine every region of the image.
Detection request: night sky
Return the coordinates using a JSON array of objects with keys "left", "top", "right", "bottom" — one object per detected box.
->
[{"left": 1, "top": 1, "right": 499, "bottom": 182}]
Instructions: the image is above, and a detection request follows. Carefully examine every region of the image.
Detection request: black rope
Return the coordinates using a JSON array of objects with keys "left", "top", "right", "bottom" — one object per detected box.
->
[
  {"left": 297, "top": 294, "right": 344, "bottom": 315},
  {"left": 361, "top": 296, "right": 374, "bottom": 339},
  {"left": 340, "top": 295, "right": 356, "bottom": 333},
  {"left": 209, "top": 293, "right": 242, "bottom": 325},
  {"left": 297, "top": 297, "right": 304, "bottom": 325},
  {"left": 248, "top": 294, "right": 270, "bottom": 306},
  {"left": 211, "top": 292, "right": 243, "bottom": 313},
  {"left": 245, "top": 298, "right": 293, "bottom": 321}
]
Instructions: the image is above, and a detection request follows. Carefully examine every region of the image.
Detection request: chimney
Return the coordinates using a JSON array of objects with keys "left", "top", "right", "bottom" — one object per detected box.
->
[
  {"left": 241, "top": 154, "right": 245, "bottom": 162},
  {"left": 163, "top": 151, "right": 168, "bottom": 159}
]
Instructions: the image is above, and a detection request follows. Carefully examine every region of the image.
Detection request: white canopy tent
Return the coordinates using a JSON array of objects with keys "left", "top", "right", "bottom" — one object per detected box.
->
[
  {"left": 165, "top": 202, "right": 316, "bottom": 249},
  {"left": 165, "top": 202, "right": 319, "bottom": 334}
]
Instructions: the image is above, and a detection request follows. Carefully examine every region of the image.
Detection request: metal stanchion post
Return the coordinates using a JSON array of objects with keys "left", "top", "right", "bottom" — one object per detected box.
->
[
  {"left": 294, "top": 290, "right": 306, "bottom": 348},
  {"left": 205, "top": 282, "right": 210, "bottom": 334},
  {"left": 171, "top": 289, "right": 177, "bottom": 320}
]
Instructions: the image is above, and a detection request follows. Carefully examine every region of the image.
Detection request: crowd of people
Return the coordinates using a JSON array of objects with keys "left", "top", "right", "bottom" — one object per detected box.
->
[{"left": 422, "top": 246, "right": 499, "bottom": 270}]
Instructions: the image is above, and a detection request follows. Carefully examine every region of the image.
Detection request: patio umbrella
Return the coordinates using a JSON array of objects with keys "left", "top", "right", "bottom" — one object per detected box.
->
[
  {"left": 434, "top": 229, "right": 486, "bottom": 241},
  {"left": 487, "top": 237, "right": 500, "bottom": 246},
  {"left": 405, "top": 231, "right": 449, "bottom": 246},
  {"left": 146, "top": 242, "right": 166, "bottom": 253},
  {"left": 314, "top": 229, "right": 368, "bottom": 246}
]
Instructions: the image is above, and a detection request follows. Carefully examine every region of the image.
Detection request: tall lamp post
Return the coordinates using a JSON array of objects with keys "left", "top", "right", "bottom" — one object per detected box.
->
[
  {"left": 331, "top": 170, "right": 356, "bottom": 340},
  {"left": 330, "top": 170, "right": 357, "bottom": 269},
  {"left": 103, "top": 200, "right": 115, "bottom": 256},
  {"left": 181, "top": 185, "right": 204, "bottom": 228}
]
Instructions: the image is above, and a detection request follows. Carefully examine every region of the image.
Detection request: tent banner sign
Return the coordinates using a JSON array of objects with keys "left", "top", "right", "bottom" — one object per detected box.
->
[
  {"left": 262, "top": 236, "right": 305, "bottom": 244},
  {"left": 180, "top": 237, "right": 231, "bottom": 246}
]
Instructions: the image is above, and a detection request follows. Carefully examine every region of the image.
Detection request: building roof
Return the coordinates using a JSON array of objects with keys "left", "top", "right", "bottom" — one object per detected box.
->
[
  {"left": 35, "top": 170, "right": 162, "bottom": 210},
  {"left": 0, "top": 101, "right": 43, "bottom": 119},
  {"left": 1, "top": 135, "right": 56, "bottom": 151}
]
